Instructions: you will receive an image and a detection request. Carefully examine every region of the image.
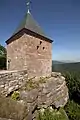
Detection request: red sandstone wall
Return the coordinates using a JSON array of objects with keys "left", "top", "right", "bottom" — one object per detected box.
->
[{"left": 7, "top": 33, "right": 52, "bottom": 77}]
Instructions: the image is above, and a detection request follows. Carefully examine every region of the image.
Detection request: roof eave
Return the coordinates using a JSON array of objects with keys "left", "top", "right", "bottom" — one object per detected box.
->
[{"left": 6, "top": 28, "right": 53, "bottom": 44}]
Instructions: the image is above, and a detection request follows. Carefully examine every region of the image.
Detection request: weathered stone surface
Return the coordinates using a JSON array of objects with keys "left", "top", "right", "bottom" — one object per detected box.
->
[
  {"left": 20, "top": 72, "right": 69, "bottom": 109},
  {"left": 0, "top": 118, "right": 12, "bottom": 120},
  {"left": 7, "top": 33, "right": 52, "bottom": 78},
  {"left": 0, "top": 70, "right": 28, "bottom": 96},
  {"left": 0, "top": 72, "right": 69, "bottom": 120},
  {"left": 51, "top": 72, "right": 62, "bottom": 77},
  {"left": 0, "top": 70, "right": 68, "bottom": 109},
  {"left": 20, "top": 89, "right": 38, "bottom": 103},
  {"left": 0, "top": 94, "right": 28, "bottom": 120}
]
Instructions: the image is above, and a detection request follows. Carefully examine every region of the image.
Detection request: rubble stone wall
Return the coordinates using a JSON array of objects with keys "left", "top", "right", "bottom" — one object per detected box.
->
[{"left": 0, "top": 70, "right": 28, "bottom": 96}]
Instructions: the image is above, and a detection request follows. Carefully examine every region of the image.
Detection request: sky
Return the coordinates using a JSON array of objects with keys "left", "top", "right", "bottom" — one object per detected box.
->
[{"left": 0, "top": 0, "right": 80, "bottom": 61}]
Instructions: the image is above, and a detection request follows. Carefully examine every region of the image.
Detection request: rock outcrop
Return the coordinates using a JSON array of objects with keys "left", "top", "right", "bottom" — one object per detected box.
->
[
  {"left": 0, "top": 118, "right": 12, "bottom": 120},
  {"left": 20, "top": 72, "right": 69, "bottom": 110},
  {"left": 0, "top": 71, "right": 69, "bottom": 120}
]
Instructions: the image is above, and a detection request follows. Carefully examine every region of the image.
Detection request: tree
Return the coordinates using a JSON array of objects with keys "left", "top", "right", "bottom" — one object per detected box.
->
[
  {"left": 0, "top": 45, "right": 6, "bottom": 69},
  {"left": 0, "top": 45, "right": 6, "bottom": 57}
]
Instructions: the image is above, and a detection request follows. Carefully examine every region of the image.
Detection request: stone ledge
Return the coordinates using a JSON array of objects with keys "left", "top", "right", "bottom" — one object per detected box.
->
[{"left": 0, "top": 69, "right": 27, "bottom": 74}]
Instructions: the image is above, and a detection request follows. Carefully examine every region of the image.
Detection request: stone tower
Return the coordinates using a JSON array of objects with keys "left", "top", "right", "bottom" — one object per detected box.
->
[{"left": 6, "top": 5, "right": 53, "bottom": 78}]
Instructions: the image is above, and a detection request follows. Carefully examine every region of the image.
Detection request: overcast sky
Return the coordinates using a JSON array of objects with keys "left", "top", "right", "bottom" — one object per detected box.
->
[{"left": 0, "top": 0, "right": 80, "bottom": 61}]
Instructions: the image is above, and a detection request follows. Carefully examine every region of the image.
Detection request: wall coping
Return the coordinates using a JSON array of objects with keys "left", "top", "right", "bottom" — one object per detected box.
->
[{"left": 0, "top": 69, "right": 27, "bottom": 74}]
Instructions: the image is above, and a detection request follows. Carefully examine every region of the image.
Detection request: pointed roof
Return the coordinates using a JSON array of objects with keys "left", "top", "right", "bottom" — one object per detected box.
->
[
  {"left": 6, "top": 12, "right": 53, "bottom": 44},
  {"left": 13, "top": 12, "right": 46, "bottom": 37}
]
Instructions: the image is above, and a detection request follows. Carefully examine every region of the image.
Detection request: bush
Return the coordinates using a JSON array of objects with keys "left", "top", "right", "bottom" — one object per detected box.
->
[
  {"left": 63, "top": 72, "right": 80, "bottom": 120},
  {"left": 0, "top": 56, "right": 6, "bottom": 69},
  {"left": 0, "top": 45, "right": 6, "bottom": 70},
  {"left": 37, "top": 107, "right": 68, "bottom": 120},
  {"left": 64, "top": 100, "right": 80, "bottom": 120},
  {"left": 63, "top": 71, "right": 80, "bottom": 103},
  {"left": 11, "top": 91, "right": 20, "bottom": 100}
]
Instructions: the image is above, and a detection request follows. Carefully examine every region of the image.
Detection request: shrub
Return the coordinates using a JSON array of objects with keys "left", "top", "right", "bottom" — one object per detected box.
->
[
  {"left": 0, "top": 45, "right": 6, "bottom": 70},
  {"left": 11, "top": 91, "right": 20, "bottom": 100},
  {"left": 0, "top": 56, "right": 6, "bottom": 69},
  {"left": 37, "top": 107, "right": 68, "bottom": 120},
  {"left": 64, "top": 100, "right": 80, "bottom": 120},
  {"left": 63, "top": 71, "right": 80, "bottom": 103}
]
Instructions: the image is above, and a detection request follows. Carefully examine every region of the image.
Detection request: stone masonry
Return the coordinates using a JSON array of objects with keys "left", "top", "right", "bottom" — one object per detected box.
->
[
  {"left": 7, "top": 32, "right": 52, "bottom": 78},
  {"left": 0, "top": 69, "right": 28, "bottom": 96}
]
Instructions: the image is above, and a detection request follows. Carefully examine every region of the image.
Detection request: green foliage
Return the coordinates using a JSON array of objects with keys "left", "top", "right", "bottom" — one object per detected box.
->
[
  {"left": 39, "top": 77, "right": 47, "bottom": 83},
  {"left": 0, "top": 45, "right": 6, "bottom": 69},
  {"left": 0, "top": 56, "right": 6, "bottom": 69},
  {"left": 25, "top": 79, "right": 39, "bottom": 90},
  {"left": 63, "top": 72, "right": 80, "bottom": 120},
  {"left": 52, "top": 60, "right": 80, "bottom": 73},
  {"left": 0, "top": 45, "right": 6, "bottom": 57},
  {"left": 11, "top": 91, "right": 20, "bottom": 100},
  {"left": 25, "top": 77, "right": 49, "bottom": 90},
  {"left": 64, "top": 100, "right": 80, "bottom": 120},
  {"left": 62, "top": 71, "right": 80, "bottom": 102},
  {"left": 37, "top": 108, "right": 68, "bottom": 120},
  {"left": 53, "top": 62, "right": 80, "bottom": 120}
]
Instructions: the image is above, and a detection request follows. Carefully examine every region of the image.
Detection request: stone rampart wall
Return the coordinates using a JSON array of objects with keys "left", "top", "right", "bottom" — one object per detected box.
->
[{"left": 0, "top": 70, "right": 28, "bottom": 96}]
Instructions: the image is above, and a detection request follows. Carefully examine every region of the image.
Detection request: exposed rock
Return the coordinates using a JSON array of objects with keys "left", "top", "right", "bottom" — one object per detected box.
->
[
  {"left": 51, "top": 72, "right": 61, "bottom": 77},
  {"left": 0, "top": 95, "right": 28, "bottom": 120},
  {"left": 0, "top": 118, "right": 12, "bottom": 120},
  {"left": 20, "top": 72, "right": 69, "bottom": 109},
  {"left": 20, "top": 89, "right": 38, "bottom": 103},
  {"left": 0, "top": 71, "right": 69, "bottom": 120}
]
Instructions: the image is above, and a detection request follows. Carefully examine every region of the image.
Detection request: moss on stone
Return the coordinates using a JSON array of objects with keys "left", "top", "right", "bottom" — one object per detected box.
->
[
  {"left": 39, "top": 77, "right": 47, "bottom": 84},
  {"left": 25, "top": 79, "right": 39, "bottom": 90},
  {"left": 11, "top": 91, "right": 20, "bottom": 101},
  {"left": 24, "top": 76, "right": 49, "bottom": 90}
]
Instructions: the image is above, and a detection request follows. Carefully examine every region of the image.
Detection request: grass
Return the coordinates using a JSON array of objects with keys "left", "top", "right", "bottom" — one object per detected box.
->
[
  {"left": 64, "top": 100, "right": 80, "bottom": 120},
  {"left": 37, "top": 107, "right": 68, "bottom": 120},
  {"left": 11, "top": 91, "right": 20, "bottom": 100},
  {"left": 24, "top": 76, "right": 50, "bottom": 90}
]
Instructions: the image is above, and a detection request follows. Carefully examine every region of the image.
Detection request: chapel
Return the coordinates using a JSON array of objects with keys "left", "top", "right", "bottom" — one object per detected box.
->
[{"left": 6, "top": 2, "right": 53, "bottom": 77}]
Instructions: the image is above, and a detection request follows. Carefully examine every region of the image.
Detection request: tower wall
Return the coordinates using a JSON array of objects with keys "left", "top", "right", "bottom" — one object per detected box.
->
[{"left": 7, "top": 33, "right": 52, "bottom": 78}]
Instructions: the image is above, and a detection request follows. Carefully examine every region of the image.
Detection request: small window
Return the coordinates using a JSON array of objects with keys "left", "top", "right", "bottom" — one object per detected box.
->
[
  {"left": 37, "top": 46, "right": 39, "bottom": 49},
  {"left": 8, "top": 59, "right": 11, "bottom": 63},
  {"left": 43, "top": 47, "right": 45, "bottom": 50},
  {"left": 40, "top": 41, "right": 42, "bottom": 45}
]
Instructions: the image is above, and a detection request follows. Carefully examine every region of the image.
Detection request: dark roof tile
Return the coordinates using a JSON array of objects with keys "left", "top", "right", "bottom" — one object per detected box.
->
[
  {"left": 6, "top": 12, "right": 53, "bottom": 43},
  {"left": 13, "top": 12, "right": 46, "bottom": 37}
]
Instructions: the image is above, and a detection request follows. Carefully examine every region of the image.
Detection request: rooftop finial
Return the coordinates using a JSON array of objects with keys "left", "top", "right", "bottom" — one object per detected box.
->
[{"left": 26, "top": 0, "right": 31, "bottom": 13}]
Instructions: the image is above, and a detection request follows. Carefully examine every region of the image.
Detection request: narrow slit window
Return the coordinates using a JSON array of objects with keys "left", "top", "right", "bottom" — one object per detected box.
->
[
  {"left": 40, "top": 41, "right": 42, "bottom": 45},
  {"left": 37, "top": 46, "right": 39, "bottom": 49},
  {"left": 43, "top": 47, "right": 45, "bottom": 50}
]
